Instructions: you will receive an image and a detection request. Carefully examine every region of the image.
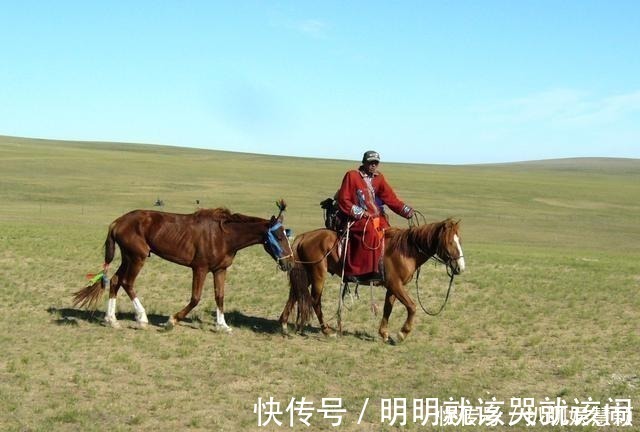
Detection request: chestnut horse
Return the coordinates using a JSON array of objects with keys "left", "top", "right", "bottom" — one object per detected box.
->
[
  {"left": 279, "top": 218, "right": 465, "bottom": 342},
  {"left": 73, "top": 200, "right": 294, "bottom": 331}
]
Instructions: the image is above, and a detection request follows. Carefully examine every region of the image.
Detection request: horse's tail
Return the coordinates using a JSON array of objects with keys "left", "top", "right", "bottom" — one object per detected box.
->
[
  {"left": 104, "top": 221, "right": 117, "bottom": 265},
  {"left": 288, "top": 264, "right": 314, "bottom": 328},
  {"left": 72, "top": 223, "right": 118, "bottom": 310}
]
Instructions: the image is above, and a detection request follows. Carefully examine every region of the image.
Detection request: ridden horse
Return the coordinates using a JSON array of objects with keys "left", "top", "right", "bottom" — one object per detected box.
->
[
  {"left": 73, "top": 200, "right": 294, "bottom": 331},
  {"left": 279, "top": 218, "right": 465, "bottom": 342}
]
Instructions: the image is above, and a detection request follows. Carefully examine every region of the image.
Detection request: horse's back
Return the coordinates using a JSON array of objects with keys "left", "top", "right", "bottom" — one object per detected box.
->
[
  {"left": 295, "top": 228, "right": 337, "bottom": 252},
  {"left": 110, "top": 210, "right": 201, "bottom": 265},
  {"left": 293, "top": 228, "right": 340, "bottom": 272},
  {"left": 111, "top": 210, "right": 175, "bottom": 235}
]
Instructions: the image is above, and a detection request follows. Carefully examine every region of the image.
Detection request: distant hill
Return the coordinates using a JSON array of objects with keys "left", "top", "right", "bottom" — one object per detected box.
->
[
  {"left": 484, "top": 157, "right": 640, "bottom": 173},
  {"left": 2, "top": 134, "right": 637, "bottom": 169},
  {"left": 2, "top": 132, "right": 639, "bottom": 254}
]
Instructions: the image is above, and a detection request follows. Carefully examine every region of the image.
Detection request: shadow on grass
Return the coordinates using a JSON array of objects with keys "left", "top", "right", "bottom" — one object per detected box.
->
[
  {"left": 46, "top": 307, "right": 169, "bottom": 328},
  {"left": 46, "top": 307, "right": 382, "bottom": 341},
  {"left": 47, "top": 307, "right": 283, "bottom": 334},
  {"left": 224, "top": 310, "right": 367, "bottom": 339},
  {"left": 227, "top": 309, "right": 380, "bottom": 342},
  {"left": 225, "top": 310, "right": 287, "bottom": 334}
]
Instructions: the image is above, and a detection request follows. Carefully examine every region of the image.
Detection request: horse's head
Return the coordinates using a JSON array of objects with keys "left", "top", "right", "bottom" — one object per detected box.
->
[
  {"left": 263, "top": 200, "right": 295, "bottom": 271},
  {"left": 436, "top": 219, "right": 466, "bottom": 275}
]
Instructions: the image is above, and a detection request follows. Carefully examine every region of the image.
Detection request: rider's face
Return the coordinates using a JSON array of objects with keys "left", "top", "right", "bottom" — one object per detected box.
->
[{"left": 364, "top": 160, "right": 379, "bottom": 175}]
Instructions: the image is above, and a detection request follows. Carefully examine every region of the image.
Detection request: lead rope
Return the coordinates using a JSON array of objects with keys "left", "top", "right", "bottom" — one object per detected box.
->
[
  {"left": 415, "top": 265, "right": 455, "bottom": 316},
  {"left": 409, "top": 211, "right": 455, "bottom": 316},
  {"left": 337, "top": 222, "right": 353, "bottom": 335}
]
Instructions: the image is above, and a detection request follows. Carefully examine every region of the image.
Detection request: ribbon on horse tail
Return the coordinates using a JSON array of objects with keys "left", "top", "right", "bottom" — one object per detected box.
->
[
  {"left": 85, "top": 270, "right": 110, "bottom": 289},
  {"left": 85, "top": 272, "right": 104, "bottom": 285}
]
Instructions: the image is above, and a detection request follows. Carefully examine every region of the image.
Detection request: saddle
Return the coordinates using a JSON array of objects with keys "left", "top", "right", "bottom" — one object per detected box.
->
[
  {"left": 320, "top": 197, "right": 345, "bottom": 232},
  {"left": 320, "top": 197, "right": 387, "bottom": 285},
  {"left": 344, "top": 272, "right": 384, "bottom": 285}
]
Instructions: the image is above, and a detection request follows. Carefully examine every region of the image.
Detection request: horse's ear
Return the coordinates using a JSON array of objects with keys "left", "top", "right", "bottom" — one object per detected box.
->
[{"left": 452, "top": 219, "right": 462, "bottom": 233}]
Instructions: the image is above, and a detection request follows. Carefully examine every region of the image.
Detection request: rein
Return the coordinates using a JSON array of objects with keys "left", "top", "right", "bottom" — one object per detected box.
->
[
  {"left": 409, "top": 213, "right": 460, "bottom": 316},
  {"left": 415, "top": 265, "right": 455, "bottom": 316}
]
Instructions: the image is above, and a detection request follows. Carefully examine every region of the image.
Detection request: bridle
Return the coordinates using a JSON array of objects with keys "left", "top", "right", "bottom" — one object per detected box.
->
[
  {"left": 413, "top": 226, "right": 463, "bottom": 316},
  {"left": 264, "top": 221, "right": 293, "bottom": 263}
]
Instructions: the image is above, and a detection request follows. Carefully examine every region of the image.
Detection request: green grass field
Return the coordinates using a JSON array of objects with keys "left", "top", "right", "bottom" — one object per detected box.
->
[{"left": 1, "top": 135, "right": 638, "bottom": 431}]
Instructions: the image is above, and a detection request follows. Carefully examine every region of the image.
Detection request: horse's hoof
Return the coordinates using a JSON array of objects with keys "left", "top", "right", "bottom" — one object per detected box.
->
[
  {"left": 163, "top": 318, "right": 176, "bottom": 331},
  {"left": 215, "top": 324, "right": 233, "bottom": 333},
  {"left": 321, "top": 327, "right": 335, "bottom": 338},
  {"left": 281, "top": 324, "right": 290, "bottom": 336},
  {"left": 397, "top": 331, "right": 407, "bottom": 342},
  {"left": 137, "top": 321, "right": 148, "bottom": 330},
  {"left": 103, "top": 318, "right": 121, "bottom": 329}
]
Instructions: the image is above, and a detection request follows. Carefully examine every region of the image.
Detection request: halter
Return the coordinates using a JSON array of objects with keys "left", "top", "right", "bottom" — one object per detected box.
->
[
  {"left": 265, "top": 221, "right": 293, "bottom": 262},
  {"left": 411, "top": 227, "right": 464, "bottom": 277}
]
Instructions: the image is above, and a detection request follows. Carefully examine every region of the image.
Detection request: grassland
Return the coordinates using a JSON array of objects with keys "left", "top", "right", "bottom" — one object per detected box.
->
[{"left": 0, "top": 135, "right": 638, "bottom": 431}]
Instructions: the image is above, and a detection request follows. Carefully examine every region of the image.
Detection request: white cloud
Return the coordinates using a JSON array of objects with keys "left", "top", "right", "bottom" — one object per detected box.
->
[
  {"left": 293, "top": 19, "right": 329, "bottom": 39},
  {"left": 474, "top": 88, "right": 640, "bottom": 127}
]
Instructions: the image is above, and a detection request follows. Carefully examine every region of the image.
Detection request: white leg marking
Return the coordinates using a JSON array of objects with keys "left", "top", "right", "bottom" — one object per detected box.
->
[
  {"left": 454, "top": 234, "right": 465, "bottom": 272},
  {"left": 132, "top": 297, "right": 149, "bottom": 327},
  {"left": 216, "top": 307, "right": 232, "bottom": 332},
  {"left": 164, "top": 316, "right": 177, "bottom": 330},
  {"left": 106, "top": 298, "right": 116, "bottom": 319},
  {"left": 105, "top": 298, "right": 120, "bottom": 328}
]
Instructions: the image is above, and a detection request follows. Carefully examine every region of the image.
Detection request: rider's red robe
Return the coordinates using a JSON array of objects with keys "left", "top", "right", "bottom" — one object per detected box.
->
[{"left": 337, "top": 167, "right": 413, "bottom": 278}]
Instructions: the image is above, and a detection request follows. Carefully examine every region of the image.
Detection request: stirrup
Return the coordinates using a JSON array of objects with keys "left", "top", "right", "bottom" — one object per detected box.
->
[
  {"left": 341, "top": 283, "right": 351, "bottom": 300},
  {"left": 349, "top": 272, "right": 384, "bottom": 285}
]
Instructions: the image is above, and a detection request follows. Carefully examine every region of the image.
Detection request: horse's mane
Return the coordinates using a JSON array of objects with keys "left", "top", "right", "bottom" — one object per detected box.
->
[
  {"left": 387, "top": 218, "right": 458, "bottom": 257},
  {"left": 194, "top": 207, "right": 265, "bottom": 224}
]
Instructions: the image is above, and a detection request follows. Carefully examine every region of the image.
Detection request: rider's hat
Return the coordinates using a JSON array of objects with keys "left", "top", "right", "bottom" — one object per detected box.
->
[{"left": 362, "top": 150, "right": 381, "bottom": 163}]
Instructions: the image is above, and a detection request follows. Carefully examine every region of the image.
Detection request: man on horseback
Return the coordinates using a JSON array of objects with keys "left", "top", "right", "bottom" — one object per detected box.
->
[{"left": 337, "top": 150, "right": 414, "bottom": 282}]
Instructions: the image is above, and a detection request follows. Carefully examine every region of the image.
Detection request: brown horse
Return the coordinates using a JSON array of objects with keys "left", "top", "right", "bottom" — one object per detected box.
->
[
  {"left": 73, "top": 200, "right": 294, "bottom": 331},
  {"left": 279, "top": 218, "right": 465, "bottom": 342}
]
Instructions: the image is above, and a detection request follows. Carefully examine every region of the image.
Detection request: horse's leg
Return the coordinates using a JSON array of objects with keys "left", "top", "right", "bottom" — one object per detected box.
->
[
  {"left": 166, "top": 267, "right": 207, "bottom": 330},
  {"left": 119, "top": 257, "right": 149, "bottom": 329},
  {"left": 337, "top": 282, "right": 348, "bottom": 336},
  {"left": 279, "top": 265, "right": 314, "bottom": 336},
  {"left": 379, "top": 290, "right": 396, "bottom": 343},
  {"left": 309, "top": 267, "right": 331, "bottom": 336},
  {"left": 104, "top": 258, "right": 129, "bottom": 328},
  {"left": 278, "top": 270, "right": 298, "bottom": 335},
  {"left": 278, "top": 291, "right": 295, "bottom": 336},
  {"left": 212, "top": 269, "right": 232, "bottom": 332},
  {"left": 389, "top": 283, "right": 417, "bottom": 342}
]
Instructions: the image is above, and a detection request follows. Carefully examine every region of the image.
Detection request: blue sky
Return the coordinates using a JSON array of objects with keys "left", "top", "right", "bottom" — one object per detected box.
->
[{"left": 1, "top": 1, "right": 639, "bottom": 164}]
